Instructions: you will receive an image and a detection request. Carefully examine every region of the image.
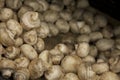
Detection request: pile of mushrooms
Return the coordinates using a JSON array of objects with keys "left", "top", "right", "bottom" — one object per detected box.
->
[{"left": 0, "top": 0, "right": 120, "bottom": 80}]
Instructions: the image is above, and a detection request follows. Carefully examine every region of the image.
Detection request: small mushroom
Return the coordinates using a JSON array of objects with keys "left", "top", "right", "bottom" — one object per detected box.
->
[
  {"left": 5, "top": 46, "right": 20, "bottom": 59},
  {"left": 37, "top": 0, "right": 49, "bottom": 12},
  {"left": 45, "top": 65, "right": 64, "bottom": 80},
  {"left": 83, "top": 10, "right": 94, "bottom": 25},
  {"left": 50, "top": 48, "right": 64, "bottom": 65},
  {"left": 89, "top": 32, "right": 103, "bottom": 41},
  {"left": 77, "top": 34, "right": 90, "bottom": 43},
  {"left": 61, "top": 73, "right": 79, "bottom": 80},
  {"left": 34, "top": 38, "right": 45, "bottom": 52},
  {"left": 77, "top": 0, "right": 89, "bottom": 8},
  {"left": 69, "top": 20, "right": 85, "bottom": 33},
  {"left": 56, "top": 19, "right": 70, "bottom": 33},
  {"left": 0, "top": 8, "right": 13, "bottom": 21},
  {"left": 50, "top": 2, "right": 64, "bottom": 11},
  {"left": 48, "top": 23, "right": 59, "bottom": 37},
  {"left": 76, "top": 42, "right": 90, "bottom": 58},
  {"left": 15, "top": 57, "right": 30, "bottom": 68},
  {"left": 61, "top": 54, "right": 81, "bottom": 73},
  {"left": 5, "top": 0, "right": 22, "bottom": 10},
  {"left": 14, "top": 68, "right": 30, "bottom": 80},
  {"left": 109, "top": 56, "right": 120, "bottom": 73},
  {"left": 0, "top": 58, "right": 16, "bottom": 78},
  {"left": 18, "top": 6, "right": 32, "bottom": 18},
  {"left": 15, "top": 37, "right": 23, "bottom": 47},
  {"left": 89, "top": 45, "right": 98, "bottom": 57},
  {"left": 96, "top": 39, "right": 114, "bottom": 51},
  {"left": 54, "top": 43, "right": 71, "bottom": 55},
  {"left": 92, "top": 62, "right": 109, "bottom": 74},
  {"left": 100, "top": 71, "right": 120, "bottom": 80},
  {"left": 44, "top": 10, "right": 59, "bottom": 23},
  {"left": 6, "top": 19, "right": 23, "bottom": 37},
  {"left": 94, "top": 15, "right": 107, "bottom": 27},
  {"left": 39, "top": 50, "right": 52, "bottom": 70},
  {"left": 21, "top": 11, "right": 40, "bottom": 30},
  {"left": 60, "top": 10, "right": 72, "bottom": 21},
  {"left": 0, "top": 28, "right": 15, "bottom": 46},
  {"left": 79, "top": 24, "right": 91, "bottom": 34},
  {"left": 78, "top": 63, "right": 96, "bottom": 80},
  {"left": 83, "top": 55, "right": 95, "bottom": 64},
  {"left": 36, "top": 22, "right": 50, "bottom": 38},
  {"left": 23, "top": 29, "right": 37, "bottom": 45},
  {"left": 24, "top": 0, "right": 39, "bottom": 11},
  {"left": 28, "top": 58, "right": 45, "bottom": 80},
  {"left": 20, "top": 44, "right": 38, "bottom": 60}
]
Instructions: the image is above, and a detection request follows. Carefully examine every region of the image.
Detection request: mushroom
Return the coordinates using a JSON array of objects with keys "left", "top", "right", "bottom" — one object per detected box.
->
[
  {"left": 15, "top": 57, "right": 30, "bottom": 68},
  {"left": 6, "top": 19, "right": 23, "bottom": 37},
  {"left": 14, "top": 68, "right": 30, "bottom": 80},
  {"left": 28, "top": 58, "right": 45, "bottom": 80},
  {"left": 96, "top": 39, "right": 114, "bottom": 51},
  {"left": 79, "top": 24, "right": 91, "bottom": 34},
  {"left": 23, "top": 29, "right": 37, "bottom": 45},
  {"left": 92, "top": 62, "right": 109, "bottom": 74},
  {"left": 36, "top": 0, "right": 49, "bottom": 12},
  {"left": 24, "top": 0, "right": 39, "bottom": 11},
  {"left": 60, "top": 10, "right": 72, "bottom": 21},
  {"left": 55, "top": 19, "right": 70, "bottom": 33},
  {"left": 39, "top": 50, "right": 52, "bottom": 70},
  {"left": 0, "top": 28, "right": 15, "bottom": 46},
  {"left": 69, "top": 20, "right": 85, "bottom": 33},
  {"left": 4, "top": 46, "right": 20, "bottom": 59},
  {"left": 48, "top": 23, "right": 59, "bottom": 37},
  {"left": 109, "top": 56, "right": 120, "bottom": 73},
  {"left": 49, "top": 48, "right": 64, "bottom": 65},
  {"left": 61, "top": 54, "right": 81, "bottom": 73},
  {"left": 89, "top": 45, "right": 98, "bottom": 57},
  {"left": 78, "top": 63, "right": 96, "bottom": 80},
  {"left": 20, "top": 11, "right": 40, "bottom": 30},
  {"left": 5, "top": 0, "right": 22, "bottom": 10},
  {"left": 76, "top": 42, "right": 90, "bottom": 58},
  {"left": 94, "top": 15, "right": 107, "bottom": 27},
  {"left": 45, "top": 65, "right": 64, "bottom": 80},
  {"left": 61, "top": 73, "right": 79, "bottom": 80},
  {"left": 34, "top": 38, "right": 45, "bottom": 52},
  {"left": 18, "top": 6, "right": 32, "bottom": 18},
  {"left": 89, "top": 32, "right": 103, "bottom": 41},
  {"left": 20, "top": 44, "right": 38, "bottom": 60},
  {"left": 54, "top": 43, "right": 71, "bottom": 55},
  {"left": 0, "top": 58, "right": 16, "bottom": 78},
  {"left": 77, "top": 0, "right": 89, "bottom": 8},
  {"left": 83, "top": 10, "right": 94, "bottom": 25},
  {"left": 82, "top": 55, "right": 95, "bottom": 64},
  {"left": 15, "top": 37, "right": 23, "bottom": 47},
  {"left": 36, "top": 22, "right": 50, "bottom": 38},
  {"left": 50, "top": 1, "right": 64, "bottom": 12},
  {"left": 0, "top": 8, "right": 13, "bottom": 21},
  {"left": 76, "top": 34, "right": 90, "bottom": 43},
  {"left": 44, "top": 10, "right": 59, "bottom": 23},
  {"left": 100, "top": 71, "right": 120, "bottom": 80}
]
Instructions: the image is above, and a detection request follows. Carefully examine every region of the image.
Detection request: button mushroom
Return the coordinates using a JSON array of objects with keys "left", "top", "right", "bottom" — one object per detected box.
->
[{"left": 0, "top": 58, "right": 16, "bottom": 78}]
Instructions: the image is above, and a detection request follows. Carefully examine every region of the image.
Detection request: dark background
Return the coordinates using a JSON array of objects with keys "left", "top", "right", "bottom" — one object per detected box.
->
[{"left": 89, "top": 0, "right": 120, "bottom": 21}]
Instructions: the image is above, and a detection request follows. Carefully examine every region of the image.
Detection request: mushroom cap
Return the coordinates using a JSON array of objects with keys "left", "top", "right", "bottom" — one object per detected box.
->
[
  {"left": 0, "top": 58, "right": 16, "bottom": 70},
  {"left": 28, "top": 58, "right": 45, "bottom": 79}
]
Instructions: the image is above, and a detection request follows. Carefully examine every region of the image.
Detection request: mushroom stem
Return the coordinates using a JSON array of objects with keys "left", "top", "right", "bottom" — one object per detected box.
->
[{"left": 2, "top": 69, "right": 12, "bottom": 78}]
